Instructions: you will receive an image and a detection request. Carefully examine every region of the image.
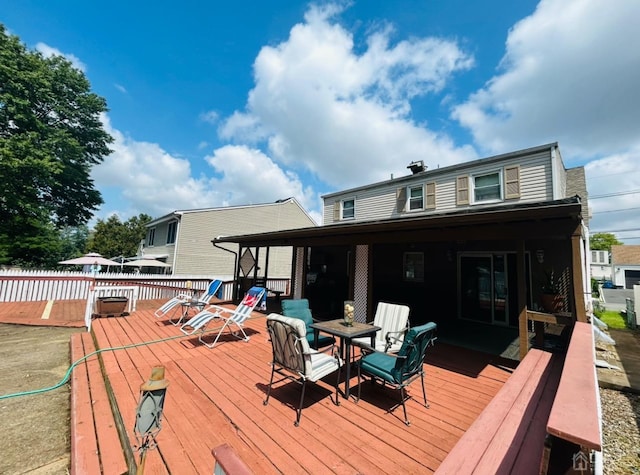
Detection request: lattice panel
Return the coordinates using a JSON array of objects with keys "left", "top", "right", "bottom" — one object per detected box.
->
[
  {"left": 353, "top": 245, "right": 369, "bottom": 322},
  {"left": 239, "top": 248, "right": 256, "bottom": 276},
  {"left": 293, "top": 247, "right": 305, "bottom": 299}
]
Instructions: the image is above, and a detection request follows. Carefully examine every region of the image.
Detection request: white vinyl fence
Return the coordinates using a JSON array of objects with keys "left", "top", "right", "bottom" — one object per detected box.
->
[
  {"left": 0, "top": 270, "right": 233, "bottom": 302},
  {"left": 1, "top": 270, "right": 290, "bottom": 331}
]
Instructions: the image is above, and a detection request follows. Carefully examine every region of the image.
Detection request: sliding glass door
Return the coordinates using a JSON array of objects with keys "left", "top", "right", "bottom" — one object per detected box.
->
[{"left": 459, "top": 253, "right": 509, "bottom": 325}]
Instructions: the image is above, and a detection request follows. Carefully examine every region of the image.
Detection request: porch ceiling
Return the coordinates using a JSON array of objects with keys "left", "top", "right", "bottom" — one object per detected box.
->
[{"left": 212, "top": 197, "right": 583, "bottom": 248}]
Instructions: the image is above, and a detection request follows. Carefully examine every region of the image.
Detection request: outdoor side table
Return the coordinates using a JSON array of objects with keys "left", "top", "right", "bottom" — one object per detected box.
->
[
  {"left": 310, "top": 319, "right": 380, "bottom": 399},
  {"left": 173, "top": 300, "right": 205, "bottom": 326}
]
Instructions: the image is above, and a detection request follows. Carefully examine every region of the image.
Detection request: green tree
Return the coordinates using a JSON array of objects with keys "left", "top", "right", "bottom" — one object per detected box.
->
[
  {"left": 87, "top": 214, "right": 152, "bottom": 259},
  {"left": 590, "top": 232, "right": 623, "bottom": 252},
  {"left": 0, "top": 24, "right": 113, "bottom": 266}
]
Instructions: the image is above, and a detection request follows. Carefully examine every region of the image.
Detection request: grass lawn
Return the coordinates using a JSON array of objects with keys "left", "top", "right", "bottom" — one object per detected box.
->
[{"left": 597, "top": 310, "right": 628, "bottom": 330}]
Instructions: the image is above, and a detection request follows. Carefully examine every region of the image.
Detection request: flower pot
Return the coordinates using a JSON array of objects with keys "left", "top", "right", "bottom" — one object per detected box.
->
[{"left": 540, "top": 293, "right": 564, "bottom": 313}]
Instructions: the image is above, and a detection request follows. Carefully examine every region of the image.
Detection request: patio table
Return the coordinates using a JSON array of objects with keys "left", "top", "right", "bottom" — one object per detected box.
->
[
  {"left": 310, "top": 319, "right": 380, "bottom": 399},
  {"left": 173, "top": 300, "right": 205, "bottom": 326}
]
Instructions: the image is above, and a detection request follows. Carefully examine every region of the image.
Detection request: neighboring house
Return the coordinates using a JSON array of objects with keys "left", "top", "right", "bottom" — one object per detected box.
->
[
  {"left": 611, "top": 245, "right": 640, "bottom": 289},
  {"left": 590, "top": 249, "right": 612, "bottom": 281},
  {"left": 215, "top": 142, "right": 591, "bottom": 356},
  {"left": 142, "top": 198, "right": 316, "bottom": 277}
]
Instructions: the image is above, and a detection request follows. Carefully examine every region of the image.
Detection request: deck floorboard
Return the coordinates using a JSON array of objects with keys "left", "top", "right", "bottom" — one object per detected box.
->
[{"left": 0, "top": 299, "right": 513, "bottom": 474}]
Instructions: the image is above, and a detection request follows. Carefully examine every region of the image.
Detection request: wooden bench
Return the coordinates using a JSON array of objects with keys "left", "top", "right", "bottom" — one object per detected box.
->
[
  {"left": 542, "top": 321, "right": 602, "bottom": 472},
  {"left": 437, "top": 321, "right": 602, "bottom": 474},
  {"left": 212, "top": 444, "right": 253, "bottom": 474},
  {"left": 436, "top": 348, "right": 562, "bottom": 474}
]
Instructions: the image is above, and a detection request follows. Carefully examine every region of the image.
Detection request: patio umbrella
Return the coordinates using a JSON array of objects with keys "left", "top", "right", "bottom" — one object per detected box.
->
[
  {"left": 124, "top": 259, "right": 172, "bottom": 268},
  {"left": 59, "top": 252, "right": 121, "bottom": 267}
]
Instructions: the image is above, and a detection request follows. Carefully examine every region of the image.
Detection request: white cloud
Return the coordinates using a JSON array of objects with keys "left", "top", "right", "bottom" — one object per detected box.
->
[
  {"left": 114, "top": 83, "right": 127, "bottom": 93},
  {"left": 91, "top": 114, "right": 318, "bottom": 221},
  {"left": 585, "top": 147, "right": 640, "bottom": 241},
  {"left": 199, "top": 110, "right": 219, "bottom": 124},
  {"left": 220, "top": 2, "right": 476, "bottom": 190},
  {"left": 205, "top": 145, "right": 318, "bottom": 217},
  {"left": 35, "top": 42, "right": 87, "bottom": 72},
  {"left": 452, "top": 0, "right": 640, "bottom": 159},
  {"left": 452, "top": 0, "right": 640, "bottom": 243}
]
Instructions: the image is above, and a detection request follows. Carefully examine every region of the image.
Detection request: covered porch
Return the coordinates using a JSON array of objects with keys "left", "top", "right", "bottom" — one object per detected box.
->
[{"left": 216, "top": 197, "right": 590, "bottom": 361}]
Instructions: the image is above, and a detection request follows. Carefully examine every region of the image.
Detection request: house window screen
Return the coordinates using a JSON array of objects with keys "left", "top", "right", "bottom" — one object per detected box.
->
[
  {"left": 403, "top": 252, "right": 424, "bottom": 282},
  {"left": 147, "top": 228, "right": 156, "bottom": 246},
  {"left": 342, "top": 199, "right": 355, "bottom": 219},
  {"left": 167, "top": 222, "right": 177, "bottom": 244},
  {"left": 473, "top": 172, "right": 502, "bottom": 202},
  {"left": 408, "top": 185, "right": 424, "bottom": 211}
]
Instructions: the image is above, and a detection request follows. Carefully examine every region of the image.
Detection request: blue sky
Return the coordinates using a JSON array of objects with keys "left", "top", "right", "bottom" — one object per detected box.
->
[{"left": 3, "top": 0, "right": 640, "bottom": 242}]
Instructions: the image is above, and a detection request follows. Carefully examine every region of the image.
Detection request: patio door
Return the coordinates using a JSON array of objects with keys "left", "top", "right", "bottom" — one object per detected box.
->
[{"left": 459, "top": 253, "right": 509, "bottom": 325}]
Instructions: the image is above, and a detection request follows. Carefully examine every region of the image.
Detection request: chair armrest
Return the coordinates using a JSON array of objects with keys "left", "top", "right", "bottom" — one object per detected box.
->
[
  {"left": 384, "top": 328, "right": 408, "bottom": 352},
  {"left": 203, "top": 304, "right": 234, "bottom": 317},
  {"left": 358, "top": 343, "right": 407, "bottom": 361}
]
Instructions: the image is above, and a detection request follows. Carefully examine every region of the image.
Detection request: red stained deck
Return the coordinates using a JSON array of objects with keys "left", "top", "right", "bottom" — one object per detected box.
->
[
  {"left": 83, "top": 301, "right": 514, "bottom": 474},
  {"left": 0, "top": 299, "right": 515, "bottom": 474}
]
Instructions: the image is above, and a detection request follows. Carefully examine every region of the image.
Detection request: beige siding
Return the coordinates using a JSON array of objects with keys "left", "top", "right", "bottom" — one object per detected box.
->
[
  {"left": 163, "top": 201, "right": 315, "bottom": 276},
  {"left": 323, "top": 148, "right": 556, "bottom": 223}
]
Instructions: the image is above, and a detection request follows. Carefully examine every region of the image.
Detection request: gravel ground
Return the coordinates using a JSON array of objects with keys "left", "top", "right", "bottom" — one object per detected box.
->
[{"left": 601, "top": 387, "right": 640, "bottom": 474}]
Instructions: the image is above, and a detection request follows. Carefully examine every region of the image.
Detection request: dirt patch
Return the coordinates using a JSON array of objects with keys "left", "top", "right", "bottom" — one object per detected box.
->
[{"left": 0, "top": 324, "right": 83, "bottom": 475}]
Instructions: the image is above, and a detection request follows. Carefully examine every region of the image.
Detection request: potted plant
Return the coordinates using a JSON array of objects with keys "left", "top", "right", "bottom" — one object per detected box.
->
[{"left": 540, "top": 268, "right": 564, "bottom": 313}]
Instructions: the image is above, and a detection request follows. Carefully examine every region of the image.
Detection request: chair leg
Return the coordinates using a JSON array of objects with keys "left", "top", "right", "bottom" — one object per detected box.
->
[
  {"left": 400, "top": 386, "right": 410, "bottom": 426},
  {"left": 264, "top": 365, "right": 276, "bottom": 406},
  {"left": 334, "top": 362, "right": 341, "bottom": 407},
  {"left": 420, "top": 371, "right": 429, "bottom": 408},
  {"left": 295, "top": 380, "right": 307, "bottom": 427},
  {"left": 355, "top": 361, "right": 361, "bottom": 403}
]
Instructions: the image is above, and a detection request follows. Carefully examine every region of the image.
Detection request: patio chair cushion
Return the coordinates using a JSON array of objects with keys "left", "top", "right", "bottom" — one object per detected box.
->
[
  {"left": 266, "top": 313, "right": 338, "bottom": 381},
  {"left": 360, "top": 322, "right": 437, "bottom": 384},
  {"left": 352, "top": 302, "right": 410, "bottom": 353},
  {"left": 281, "top": 299, "right": 335, "bottom": 348}
]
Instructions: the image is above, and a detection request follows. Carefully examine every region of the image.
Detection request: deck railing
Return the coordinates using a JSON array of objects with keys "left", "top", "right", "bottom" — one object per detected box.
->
[{"left": 0, "top": 270, "right": 290, "bottom": 304}]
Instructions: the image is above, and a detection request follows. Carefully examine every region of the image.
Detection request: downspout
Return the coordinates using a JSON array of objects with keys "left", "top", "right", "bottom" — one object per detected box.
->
[
  {"left": 171, "top": 212, "right": 183, "bottom": 274},
  {"left": 550, "top": 144, "right": 559, "bottom": 199},
  {"left": 212, "top": 237, "right": 239, "bottom": 300}
]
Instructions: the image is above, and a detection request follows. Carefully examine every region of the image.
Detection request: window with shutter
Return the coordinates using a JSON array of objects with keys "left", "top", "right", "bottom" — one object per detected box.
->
[
  {"left": 408, "top": 185, "right": 424, "bottom": 211},
  {"left": 473, "top": 171, "right": 502, "bottom": 203},
  {"left": 426, "top": 182, "right": 436, "bottom": 209},
  {"left": 504, "top": 165, "right": 521, "bottom": 199},
  {"left": 456, "top": 175, "right": 469, "bottom": 205},
  {"left": 342, "top": 199, "right": 355, "bottom": 219},
  {"left": 396, "top": 187, "right": 407, "bottom": 212}
]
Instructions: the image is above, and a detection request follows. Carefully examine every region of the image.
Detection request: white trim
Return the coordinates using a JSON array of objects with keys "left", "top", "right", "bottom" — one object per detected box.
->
[
  {"left": 341, "top": 198, "right": 356, "bottom": 220},
  {"left": 406, "top": 184, "right": 425, "bottom": 212},
  {"left": 470, "top": 169, "right": 503, "bottom": 205}
]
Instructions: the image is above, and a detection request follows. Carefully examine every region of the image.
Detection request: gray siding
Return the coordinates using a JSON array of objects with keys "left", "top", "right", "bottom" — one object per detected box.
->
[
  {"left": 324, "top": 147, "right": 557, "bottom": 224},
  {"left": 566, "top": 167, "right": 589, "bottom": 226}
]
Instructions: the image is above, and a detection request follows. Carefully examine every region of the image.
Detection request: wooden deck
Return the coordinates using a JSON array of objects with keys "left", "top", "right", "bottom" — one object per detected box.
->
[
  {"left": 0, "top": 299, "right": 515, "bottom": 474},
  {"left": 76, "top": 301, "right": 514, "bottom": 474}
]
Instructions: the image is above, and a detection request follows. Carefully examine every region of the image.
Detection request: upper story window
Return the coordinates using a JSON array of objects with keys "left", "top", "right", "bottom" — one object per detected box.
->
[
  {"left": 167, "top": 221, "right": 177, "bottom": 245},
  {"left": 472, "top": 171, "right": 502, "bottom": 203},
  {"left": 147, "top": 228, "right": 156, "bottom": 246},
  {"left": 408, "top": 185, "right": 424, "bottom": 211},
  {"left": 341, "top": 199, "right": 355, "bottom": 219},
  {"left": 591, "top": 250, "right": 609, "bottom": 265}
]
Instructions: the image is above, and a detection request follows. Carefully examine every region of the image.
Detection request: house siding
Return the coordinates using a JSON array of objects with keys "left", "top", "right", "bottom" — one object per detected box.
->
[
  {"left": 323, "top": 147, "right": 558, "bottom": 224},
  {"left": 146, "top": 200, "right": 316, "bottom": 276}
]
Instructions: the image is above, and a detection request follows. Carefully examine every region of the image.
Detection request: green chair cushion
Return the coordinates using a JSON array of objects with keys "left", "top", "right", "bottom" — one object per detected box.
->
[{"left": 281, "top": 299, "right": 335, "bottom": 348}]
